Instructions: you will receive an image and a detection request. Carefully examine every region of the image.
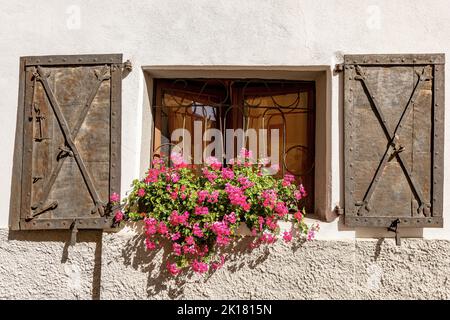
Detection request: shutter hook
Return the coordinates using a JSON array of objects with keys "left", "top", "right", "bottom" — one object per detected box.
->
[
  {"left": 387, "top": 218, "right": 401, "bottom": 246},
  {"left": 70, "top": 220, "right": 78, "bottom": 246}
]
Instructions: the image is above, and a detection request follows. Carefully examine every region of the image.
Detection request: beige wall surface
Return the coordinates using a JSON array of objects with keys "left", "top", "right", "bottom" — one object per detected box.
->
[
  {"left": 0, "top": 0, "right": 449, "bottom": 299},
  {"left": 2, "top": 228, "right": 450, "bottom": 299},
  {"left": 1, "top": 0, "right": 449, "bottom": 239}
]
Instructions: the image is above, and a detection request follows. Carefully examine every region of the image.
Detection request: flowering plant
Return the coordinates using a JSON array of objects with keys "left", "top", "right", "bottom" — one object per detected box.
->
[{"left": 111, "top": 149, "right": 319, "bottom": 275}]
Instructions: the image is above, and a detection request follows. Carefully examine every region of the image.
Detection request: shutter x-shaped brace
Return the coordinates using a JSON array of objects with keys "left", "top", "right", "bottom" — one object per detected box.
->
[
  {"left": 29, "top": 66, "right": 111, "bottom": 218},
  {"left": 354, "top": 65, "right": 432, "bottom": 216}
]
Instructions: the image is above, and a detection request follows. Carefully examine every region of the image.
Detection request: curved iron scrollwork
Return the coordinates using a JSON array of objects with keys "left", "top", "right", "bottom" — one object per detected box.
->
[{"left": 152, "top": 78, "right": 315, "bottom": 179}]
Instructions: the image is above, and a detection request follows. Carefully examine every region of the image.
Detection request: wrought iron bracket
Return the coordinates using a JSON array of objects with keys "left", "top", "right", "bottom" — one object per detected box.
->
[
  {"left": 122, "top": 59, "right": 132, "bottom": 79},
  {"left": 387, "top": 218, "right": 401, "bottom": 246}
]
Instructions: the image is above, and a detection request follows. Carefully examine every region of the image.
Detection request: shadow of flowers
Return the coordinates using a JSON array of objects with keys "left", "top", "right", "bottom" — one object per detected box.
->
[{"left": 120, "top": 225, "right": 285, "bottom": 298}]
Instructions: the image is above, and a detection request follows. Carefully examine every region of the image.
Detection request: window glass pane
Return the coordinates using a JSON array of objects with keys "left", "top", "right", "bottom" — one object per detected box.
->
[
  {"left": 153, "top": 79, "right": 315, "bottom": 213},
  {"left": 244, "top": 91, "right": 314, "bottom": 212},
  {"left": 160, "top": 92, "right": 221, "bottom": 165}
]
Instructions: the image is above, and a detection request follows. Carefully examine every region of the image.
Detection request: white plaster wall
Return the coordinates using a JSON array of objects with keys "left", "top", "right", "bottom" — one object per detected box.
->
[{"left": 0, "top": 0, "right": 449, "bottom": 239}]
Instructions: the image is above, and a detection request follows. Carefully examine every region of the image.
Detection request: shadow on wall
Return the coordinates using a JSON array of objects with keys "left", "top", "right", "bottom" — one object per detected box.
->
[
  {"left": 6, "top": 222, "right": 310, "bottom": 299},
  {"left": 119, "top": 223, "right": 308, "bottom": 298},
  {"left": 7, "top": 229, "right": 103, "bottom": 300}
]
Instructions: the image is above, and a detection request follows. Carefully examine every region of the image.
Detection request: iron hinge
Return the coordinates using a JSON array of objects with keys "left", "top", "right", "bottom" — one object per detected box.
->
[
  {"left": 122, "top": 59, "right": 132, "bottom": 79},
  {"left": 70, "top": 220, "right": 78, "bottom": 246},
  {"left": 334, "top": 205, "right": 344, "bottom": 215},
  {"left": 334, "top": 63, "right": 344, "bottom": 73}
]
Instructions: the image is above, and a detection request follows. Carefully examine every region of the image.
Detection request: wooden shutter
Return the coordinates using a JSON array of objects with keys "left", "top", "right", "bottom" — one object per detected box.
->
[
  {"left": 343, "top": 54, "right": 444, "bottom": 228},
  {"left": 10, "top": 54, "right": 122, "bottom": 230}
]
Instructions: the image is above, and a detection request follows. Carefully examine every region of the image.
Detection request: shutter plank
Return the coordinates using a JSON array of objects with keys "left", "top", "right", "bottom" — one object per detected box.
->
[
  {"left": 9, "top": 58, "right": 26, "bottom": 230},
  {"left": 432, "top": 63, "right": 445, "bottom": 219}
]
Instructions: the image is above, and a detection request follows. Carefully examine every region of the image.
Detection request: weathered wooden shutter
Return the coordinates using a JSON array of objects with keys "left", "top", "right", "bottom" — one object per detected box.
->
[
  {"left": 10, "top": 54, "right": 122, "bottom": 231},
  {"left": 344, "top": 54, "right": 444, "bottom": 229}
]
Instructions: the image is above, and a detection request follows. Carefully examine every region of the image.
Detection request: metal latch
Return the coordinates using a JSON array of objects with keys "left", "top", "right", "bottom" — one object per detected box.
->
[
  {"left": 70, "top": 220, "right": 78, "bottom": 246},
  {"left": 387, "top": 218, "right": 401, "bottom": 246}
]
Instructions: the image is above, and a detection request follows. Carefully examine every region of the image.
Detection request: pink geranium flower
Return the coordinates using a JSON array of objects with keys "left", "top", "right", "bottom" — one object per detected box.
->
[
  {"left": 205, "top": 156, "right": 222, "bottom": 171},
  {"left": 185, "top": 236, "right": 195, "bottom": 245},
  {"left": 224, "top": 183, "right": 248, "bottom": 208},
  {"left": 172, "top": 243, "right": 182, "bottom": 256},
  {"left": 169, "top": 210, "right": 189, "bottom": 226},
  {"left": 202, "top": 168, "right": 218, "bottom": 182},
  {"left": 237, "top": 176, "right": 255, "bottom": 189},
  {"left": 221, "top": 167, "right": 234, "bottom": 180},
  {"left": 265, "top": 216, "right": 278, "bottom": 230},
  {"left": 167, "top": 262, "right": 181, "bottom": 276},
  {"left": 144, "top": 217, "right": 158, "bottom": 235},
  {"left": 283, "top": 231, "right": 293, "bottom": 243},
  {"left": 144, "top": 168, "right": 160, "bottom": 183},
  {"left": 212, "top": 255, "right": 226, "bottom": 270},
  {"left": 197, "top": 190, "right": 209, "bottom": 203},
  {"left": 171, "top": 232, "right": 181, "bottom": 241},
  {"left": 192, "top": 260, "right": 209, "bottom": 273},
  {"left": 239, "top": 147, "right": 253, "bottom": 159},
  {"left": 261, "top": 189, "right": 277, "bottom": 209},
  {"left": 193, "top": 223, "right": 204, "bottom": 238},
  {"left": 208, "top": 191, "right": 219, "bottom": 203},
  {"left": 194, "top": 206, "right": 209, "bottom": 215},
  {"left": 137, "top": 188, "right": 145, "bottom": 197},
  {"left": 157, "top": 222, "right": 168, "bottom": 235},
  {"left": 170, "top": 151, "right": 188, "bottom": 169},
  {"left": 110, "top": 192, "right": 120, "bottom": 203},
  {"left": 170, "top": 172, "right": 180, "bottom": 183},
  {"left": 299, "top": 184, "right": 307, "bottom": 198},
  {"left": 259, "top": 233, "right": 277, "bottom": 244},
  {"left": 224, "top": 212, "right": 236, "bottom": 224},
  {"left": 114, "top": 210, "right": 124, "bottom": 222},
  {"left": 282, "top": 173, "right": 295, "bottom": 187},
  {"left": 216, "top": 234, "right": 230, "bottom": 246},
  {"left": 275, "top": 202, "right": 288, "bottom": 217},
  {"left": 145, "top": 238, "right": 156, "bottom": 250},
  {"left": 294, "top": 211, "right": 303, "bottom": 222}
]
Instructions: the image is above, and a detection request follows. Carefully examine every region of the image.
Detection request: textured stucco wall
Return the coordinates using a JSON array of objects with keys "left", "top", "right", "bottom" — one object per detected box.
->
[
  {"left": 2, "top": 227, "right": 450, "bottom": 300},
  {"left": 1, "top": 0, "right": 450, "bottom": 300}
]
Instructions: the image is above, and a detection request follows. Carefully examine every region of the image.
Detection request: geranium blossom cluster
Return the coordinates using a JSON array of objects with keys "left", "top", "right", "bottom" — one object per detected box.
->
[{"left": 111, "top": 148, "right": 318, "bottom": 275}]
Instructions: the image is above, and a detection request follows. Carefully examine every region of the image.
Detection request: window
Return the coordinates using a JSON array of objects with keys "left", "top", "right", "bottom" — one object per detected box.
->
[{"left": 152, "top": 78, "right": 315, "bottom": 213}]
